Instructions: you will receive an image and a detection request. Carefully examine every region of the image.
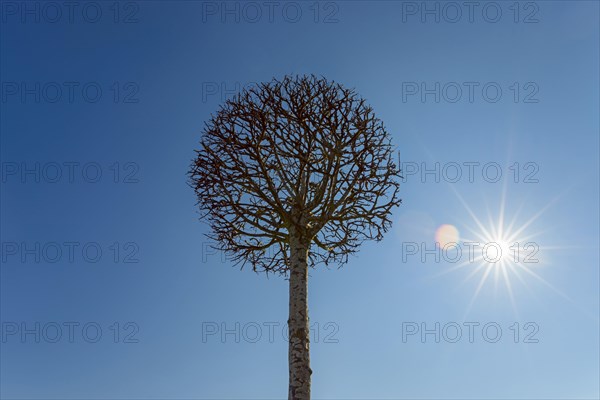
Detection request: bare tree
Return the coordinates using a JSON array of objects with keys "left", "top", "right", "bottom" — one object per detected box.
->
[{"left": 189, "top": 75, "right": 401, "bottom": 399}]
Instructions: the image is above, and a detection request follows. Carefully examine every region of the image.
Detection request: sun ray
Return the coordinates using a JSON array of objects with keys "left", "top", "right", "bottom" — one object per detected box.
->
[
  {"left": 506, "top": 193, "right": 564, "bottom": 242},
  {"left": 438, "top": 178, "right": 572, "bottom": 321},
  {"left": 501, "top": 263, "right": 520, "bottom": 319},
  {"left": 448, "top": 185, "right": 494, "bottom": 241},
  {"left": 511, "top": 262, "right": 573, "bottom": 303},
  {"left": 461, "top": 263, "right": 495, "bottom": 321},
  {"left": 429, "top": 253, "right": 485, "bottom": 279},
  {"left": 420, "top": 159, "right": 596, "bottom": 322}
]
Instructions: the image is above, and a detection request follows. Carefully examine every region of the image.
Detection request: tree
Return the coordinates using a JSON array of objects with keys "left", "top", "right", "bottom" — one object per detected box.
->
[{"left": 189, "top": 75, "right": 401, "bottom": 399}]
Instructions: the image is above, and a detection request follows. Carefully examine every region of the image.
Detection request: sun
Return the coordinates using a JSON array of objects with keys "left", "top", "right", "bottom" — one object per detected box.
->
[
  {"left": 430, "top": 183, "right": 569, "bottom": 320},
  {"left": 496, "top": 239, "right": 512, "bottom": 263},
  {"left": 482, "top": 237, "right": 512, "bottom": 264},
  {"left": 476, "top": 228, "right": 519, "bottom": 267}
]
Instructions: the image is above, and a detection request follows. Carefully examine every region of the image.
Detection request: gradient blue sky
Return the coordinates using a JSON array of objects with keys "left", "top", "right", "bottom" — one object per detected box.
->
[{"left": 1, "top": 1, "right": 599, "bottom": 399}]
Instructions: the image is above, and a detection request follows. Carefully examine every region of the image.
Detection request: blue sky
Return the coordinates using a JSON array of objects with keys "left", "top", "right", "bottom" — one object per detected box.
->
[{"left": 1, "top": 1, "right": 598, "bottom": 399}]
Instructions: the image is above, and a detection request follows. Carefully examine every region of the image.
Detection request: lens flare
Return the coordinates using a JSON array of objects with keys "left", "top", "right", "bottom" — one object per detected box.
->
[
  {"left": 435, "top": 224, "right": 460, "bottom": 248},
  {"left": 428, "top": 182, "right": 570, "bottom": 321}
]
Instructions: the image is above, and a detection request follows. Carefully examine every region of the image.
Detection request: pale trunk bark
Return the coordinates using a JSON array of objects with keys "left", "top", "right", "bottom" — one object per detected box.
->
[{"left": 288, "top": 233, "right": 311, "bottom": 399}]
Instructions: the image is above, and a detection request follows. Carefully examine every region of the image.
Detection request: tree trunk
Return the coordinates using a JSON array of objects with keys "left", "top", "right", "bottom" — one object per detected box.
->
[{"left": 288, "top": 233, "right": 311, "bottom": 399}]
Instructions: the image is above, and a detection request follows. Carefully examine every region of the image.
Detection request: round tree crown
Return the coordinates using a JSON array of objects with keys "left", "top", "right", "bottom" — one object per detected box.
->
[{"left": 189, "top": 75, "right": 401, "bottom": 274}]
